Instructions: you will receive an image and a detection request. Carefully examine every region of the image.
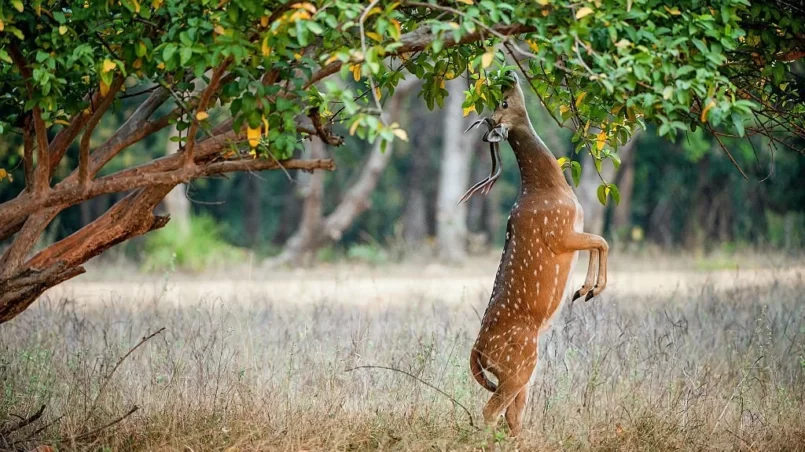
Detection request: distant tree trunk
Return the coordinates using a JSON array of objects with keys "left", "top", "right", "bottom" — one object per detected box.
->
[
  {"left": 243, "top": 174, "right": 262, "bottom": 247},
  {"left": 683, "top": 152, "right": 712, "bottom": 249},
  {"left": 402, "top": 108, "right": 435, "bottom": 250},
  {"left": 576, "top": 132, "right": 640, "bottom": 235},
  {"left": 163, "top": 125, "right": 191, "bottom": 236},
  {"left": 611, "top": 141, "right": 637, "bottom": 233},
  {"left": 436, "top": 79, "right": 474, "bottom": 263},
  {"left": 269, "top": 78, "right": 419, "bottom": 266}
]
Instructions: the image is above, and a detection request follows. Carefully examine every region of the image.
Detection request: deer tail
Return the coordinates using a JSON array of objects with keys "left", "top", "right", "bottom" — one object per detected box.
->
[{"left": 470, "top": 347, "right": 497, "bottom": 392}]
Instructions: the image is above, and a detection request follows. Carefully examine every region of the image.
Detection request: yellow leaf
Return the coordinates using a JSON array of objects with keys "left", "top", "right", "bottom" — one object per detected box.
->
[
  {"left": 291, "top": 2, "right": 317, "bottom": 14},
  {"left": 325, "top": 54, "right": 339, "bottom": 65},
  {"left": 448, "top": 22, "right": 460, "bottom": 29},
  {"left": 12, "top": 0, "right": 23, "bottom": 12},
  {"left": 59, "top": 25, "right": 68, "bottom": 35},
  {"left": 611, "top": 104, "right": 624, "bottom": 115},
  {"left": 463, "top": 105, "right": 476, "bottom": 117},
  {"left": 364, "top": 7, "right": 382, "bottom": 18},
  {"left": 584, "top": 120, "right": 590, "bottom": 135},
  {"left": 260, "top": 15, "right": 269, "bottom": 27},
  {"left": 575, "top": 6, "right": 594, "bottom": 19},
  {"left": 294, "top": 53, "right": 302, "bottom": 60},
  {"left": 54, "top": 119, "right": 71, "bottom": 126},
  {"left": 351, "top": 64, "right": 361, "bottom": 81},
  {"left": 0, "top": 20, "right": 4, "bottom": 32},
  {"left": 664, "top": 6, "right": 681, "bottom": 15},
  {"left": 262, "top": 117, "right": 270, "bottom": 137},
  {"left": 559, "top": 105, "right": 570, "bottom": 115},
  {"left": 247, "top": 127, "right": 261, "bottom": 148},
  {"left": 596, "top": 131, "right": 606, "bottom": 150},
  {"left": 474, "top": 78, "right": 484, "bottom": 94},
  {"left": 455, "top": 0, "right": 473, "bottom": 4},
  {"left": 390, "top": 19, "right": 402, "bottom": 37},
  {"left": 99, "top": 80, "right": 110, "bottom": 96},
  {"left": 374, "top": 86, "right": 382, "bottom": 100},
  {"left": 288, "top": 10, "right": 311, "bottom": 22},
  {"left": 152, "top": 0, "right": 163, "bottom": 8},
  {"left": 214, "top": 25, "right": 226, "bottom": 35},
  {"left": 439, "top": 78, "right": 445, "bottom": 89},
  {"left": 575, "top": 91, "right": 587, "bottom": 107},
  {"left": 132, "top": 58, "right": 142, "bottom": 69},
  {"left": 0, "top": 169, "right": 8, "bottom": 181},
  {"left": 614, "top": 39, "right": 631, "bottom": 48},
  {"left": 700, "top": 100, "right": 715, "bottom": 123},
  {"left": 157, "top": 62, "right": 165, "bottom": 70},
  {"left": 132, "top": 0, "right": 141, "bottom": 13},
  {"left": 196, "top": 111, "right": 209, "bottom": 121},
  {"left": 445, "top": 71, "right": 455, "bottom": 80},
  {"left": 557, "top": 157, "right": 570, "bottom": 167},
  {"left": 262, "top": 36, "right": 272, "bottom": 56},
  {"left": 626, "top": 0, "right": 632, "bottom": 12},
  {"left": 349, "top": 119, "right": 361, "bottom": 136},
  {"left": 102, "top": 59, "right": 117, "bottom": 73},
  {"left": 527, "top": 40, "right": 539, "bottom": 53},
  {"left": 393, "top": 128, "right": 408, "bottom": 141},
  {"left": 537, "top": 0, "right": 550, "bottom": 4},
  {"left": 481, "top": 50, "right": 495, "bottom": 68},
  {"left": 365, "top": 31, "right": 382, "bottom": 42}
]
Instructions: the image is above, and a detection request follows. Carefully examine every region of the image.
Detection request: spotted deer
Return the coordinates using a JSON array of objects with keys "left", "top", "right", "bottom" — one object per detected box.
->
[{"left": 462, "top": 72, "right": 609, "bottom": 436}]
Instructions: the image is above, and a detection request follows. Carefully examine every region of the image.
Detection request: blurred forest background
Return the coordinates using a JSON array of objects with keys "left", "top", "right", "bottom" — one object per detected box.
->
[{"left": 1, "top": 78, "right": 803, "bottom": 272}]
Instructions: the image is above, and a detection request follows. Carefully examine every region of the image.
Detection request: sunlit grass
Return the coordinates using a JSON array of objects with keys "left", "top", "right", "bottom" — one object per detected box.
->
[{"left": 1, "top": 269, "right": 804, "bottom": 451}]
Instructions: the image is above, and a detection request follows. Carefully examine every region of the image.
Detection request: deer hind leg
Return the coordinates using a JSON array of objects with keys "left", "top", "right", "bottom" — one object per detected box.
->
[
  {"left": 557, "top": 232, "right": 609, "bottom": 300},
  {"left": 504, "top": 386, "right": 529, "bottom": 437},
  {"left": 483, "top": 378, "right": 526, "bottom": 432},
  {"left": 572, "top": 249, "right": 598, "bottom": 301}
]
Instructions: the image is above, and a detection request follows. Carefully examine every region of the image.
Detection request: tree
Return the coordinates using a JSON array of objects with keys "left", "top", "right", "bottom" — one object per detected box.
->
[{"left": 1, "top": 0, "right": 803, "bottom": 323}]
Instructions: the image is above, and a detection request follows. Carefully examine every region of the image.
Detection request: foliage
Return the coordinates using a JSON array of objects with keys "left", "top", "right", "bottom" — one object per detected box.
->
[
  {"left": 142, "top": 214, "right": 243, "bottom": 271},
  {"left": 1, "top": 0, "right": 802, "bottom": 192}
]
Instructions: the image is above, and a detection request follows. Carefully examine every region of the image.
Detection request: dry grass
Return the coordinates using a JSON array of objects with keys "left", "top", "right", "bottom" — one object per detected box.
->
[{"left": 1, "top": 266, "right": 805, "bottom": 451}]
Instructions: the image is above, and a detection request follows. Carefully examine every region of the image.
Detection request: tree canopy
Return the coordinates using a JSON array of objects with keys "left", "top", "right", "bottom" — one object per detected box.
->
[{"left": 0, "top": 0, "right": 803, "bottom": 322}]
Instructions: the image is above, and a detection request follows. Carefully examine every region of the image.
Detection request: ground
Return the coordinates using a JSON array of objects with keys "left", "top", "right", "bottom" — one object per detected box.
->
[{"left": 1, "top": 251, "right": 804, "bottom": 451}]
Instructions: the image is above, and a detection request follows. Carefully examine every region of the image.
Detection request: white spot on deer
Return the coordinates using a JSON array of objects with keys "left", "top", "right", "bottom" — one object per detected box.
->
[
  {"left": 544, "top": 216, "right": 548, "bottom": 225},
  {"left": 555, "top": 264, "right": 560, "bottom": 275}
]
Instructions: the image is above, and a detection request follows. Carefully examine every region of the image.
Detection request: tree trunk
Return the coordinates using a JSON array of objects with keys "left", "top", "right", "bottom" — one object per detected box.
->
[
  {"left": 611, "top": 141, "right": 637, "bottom": 233},
  {"left": 436, "top": 79, "right": 474, "bottom": 263},
  {"left": 269, "top": 78, "right": 419, "bottom": 266},
  {"left": 575, "top": 132, "right": 641, "bottom": 235},
  {"left": 163, "top": 125, "right": 191, "bottom": 237},
  {"left": 243, "top": 174, "right": 263, "bottom": 247},
  {"left": 402, "top": 108, "right": 435, "bottom": 250}
]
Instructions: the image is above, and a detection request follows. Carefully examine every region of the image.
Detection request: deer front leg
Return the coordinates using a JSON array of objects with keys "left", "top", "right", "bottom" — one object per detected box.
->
[
  {"left": 557, "top": 232, "right": 608, "bottom": 301},
  {"left": 572, "top": 249, "right": 598, "bottom": 302}
]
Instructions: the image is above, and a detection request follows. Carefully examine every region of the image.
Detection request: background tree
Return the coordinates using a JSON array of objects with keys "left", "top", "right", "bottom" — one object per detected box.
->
[{"left": 1, "top": 0, "right": 803, "bottom": 323}]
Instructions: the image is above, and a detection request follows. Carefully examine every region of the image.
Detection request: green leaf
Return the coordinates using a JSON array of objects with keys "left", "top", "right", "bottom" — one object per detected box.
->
[
  {"left": 163, "top": 44, "right": 178, "bottom": 62},
  {"left": 597, "top": 184, "right": 607, "bottom": 205},
  {"left": 732, "top": 113, "right": 745, "bottom": 137},
  {"left": 609, "top": 184, "right": 620, "bottom": 205},
  {"left": 180, "top": 47, "right": 193, "bottom": 65},
  {"left": 571, "top": 161, "right": 581, "bottom": 187}
]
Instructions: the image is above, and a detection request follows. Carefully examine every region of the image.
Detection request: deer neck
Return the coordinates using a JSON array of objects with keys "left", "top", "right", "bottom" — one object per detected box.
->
[{"left": 508, "top": 123, "right": 568, "bottom": 194}]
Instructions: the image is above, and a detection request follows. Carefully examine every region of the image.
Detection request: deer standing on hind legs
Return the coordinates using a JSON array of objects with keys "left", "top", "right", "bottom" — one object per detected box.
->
[{"left": 462, "top": 72, "right": 609, "bottom": 437}]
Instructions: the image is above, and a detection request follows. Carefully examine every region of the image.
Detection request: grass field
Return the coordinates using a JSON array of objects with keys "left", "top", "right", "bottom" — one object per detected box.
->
[{"left": 1, "top": 255, "right": 804, "bottom": 451}]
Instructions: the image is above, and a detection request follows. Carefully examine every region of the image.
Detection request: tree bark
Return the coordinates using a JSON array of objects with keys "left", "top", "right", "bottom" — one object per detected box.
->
[
  {"left": 436, "top": 79, "right": 474, "bottom": 263},
  {"left": 575, "top": 132, "right": 641, "bottom": 236},
  {"left": 243, "top": 174, "right": 263, "bottom": 247},
  {"left": 402, "top": 106, "right": 436, "bottom": 251}
]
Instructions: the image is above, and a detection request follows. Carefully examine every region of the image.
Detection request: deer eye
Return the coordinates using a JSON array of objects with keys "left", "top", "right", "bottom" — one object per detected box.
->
[{"left": 502, "top": 100, "right": 509, "bottom": 109}]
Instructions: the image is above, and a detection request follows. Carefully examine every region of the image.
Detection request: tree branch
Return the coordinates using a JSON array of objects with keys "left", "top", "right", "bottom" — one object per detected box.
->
[
  {"left": 304, "top": 22, "right": 534, "bottom": 88},
  {"left": 184, "top": 60, "right": 232, "bottom": 167},
  {"left": 8, "top": 44, "right": 50, "bottom": 194}
]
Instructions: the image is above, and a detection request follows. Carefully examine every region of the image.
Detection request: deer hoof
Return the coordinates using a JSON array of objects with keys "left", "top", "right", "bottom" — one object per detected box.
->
[
  {"left": 572, "top": 289, "right": 582, "bottom": 301},
  {"left": 585, "top": 291, "right": 595, "bottom": 302}
]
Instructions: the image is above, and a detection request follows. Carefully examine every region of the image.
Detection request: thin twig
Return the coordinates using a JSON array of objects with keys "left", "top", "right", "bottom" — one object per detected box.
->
[
  {"left": 346, "top": 365, "right": 477, "bottom": 429},
  {"left": 359, "top": 0, "right": 385, "bottom": 124},
  {"left": 74, "top": 406, "right": 139, "bottom": 442},
  {"left": 83, "top": 328, "right": 165, "bottom": 423},
  {"left": 0, "top": 404, "right": 46, "bottom": 436}
]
